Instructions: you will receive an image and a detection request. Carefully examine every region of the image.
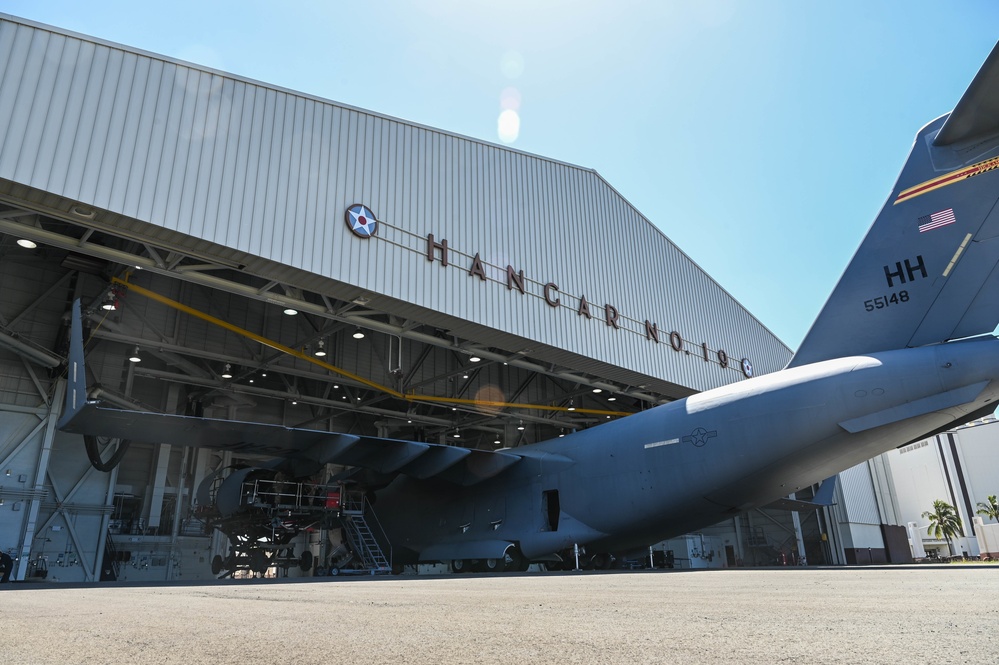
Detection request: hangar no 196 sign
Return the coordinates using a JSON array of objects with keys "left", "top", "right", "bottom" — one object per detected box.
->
[{"left": 344, "top": 203, "right": 753, "bottom": 378}]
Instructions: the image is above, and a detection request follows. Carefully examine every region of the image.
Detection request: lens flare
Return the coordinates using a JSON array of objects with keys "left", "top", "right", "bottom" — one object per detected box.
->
[
  {"left": 498, "top": 109, "right": 520, "bottom": 143},
  {"left": 500, "top": 86, "right": 521, "bottom": 111},
  {"left": 500, "top": 50, "right": 524, "bottom": 79}
]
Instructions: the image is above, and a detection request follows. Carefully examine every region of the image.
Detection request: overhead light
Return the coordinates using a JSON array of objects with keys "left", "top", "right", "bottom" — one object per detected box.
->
[
  {"left": 494, "top": 439, "right": 501, "bottom": 445},
  {"left": 469, "top": 355, "right": 481, "bottom": 363},
  {"left": 352, "top": 328, "right": 365, "bottom": 339},
  {"left": 221, "top": 363, "right": 233, "bottom": 379},
  {"left": 101, "top": 299, "right": 116, "bottom": 311},
  {"left": 567, "top": 401, "right": 576, "bottom": 412},
  {"left": 16, "top": 238, "right": 37, "bottom": 249},
  {"left": 453, "top": 430, "right": 461, "bottom": 439},
  {"left": 517, "top": 421, "right": 525, "bottom": 431},
  {"left": 592, "top": 388, "right": 602, "bottom": 394},
  {"left": 248, "top": 379, "right": 254, "bottom": 383},
  {"left": 333, "top": 384, "right": 339, "bottom": 389},
  {"left": 314, "top": 340, "right": 326, "bottom": 357},
  {"left": 291, "top": 400, "right": 298, "bottom": 405},
  {"left": 407, "top": 419, "right": 413, "bottom": 424},
  {"left": 607, "top": 397, "right": 616, "bottom": 402},
  {"left": 462, "top": 373, "right": 469, "bottom": 379},
  {"left": 283, "top": 307, "right": 298, "bottom": 316},
  {"left": 128, "top": 346, "right": 141, "bottom": 363},
  {"left": 342, "top": 396, "right": 346, "bottom": 400},
  {"left": 261, "top": 372, "right": 267, "bottom": 378}
]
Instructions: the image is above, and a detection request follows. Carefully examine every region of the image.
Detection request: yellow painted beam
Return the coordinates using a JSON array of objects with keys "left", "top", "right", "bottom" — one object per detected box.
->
[{"left": 112, "top": 276, "right": 632, "bottom": 418}]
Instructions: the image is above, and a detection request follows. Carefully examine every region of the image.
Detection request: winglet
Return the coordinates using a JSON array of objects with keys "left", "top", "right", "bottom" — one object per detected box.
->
[
  {"left": 811, "top": 475, "right": 837, "bottom": 506},
  {"left": 57, "top": 299, "right": 89, "bottom": 429},
  {"left": 763, "top": 476, "right": 837, "bottom": 512}
]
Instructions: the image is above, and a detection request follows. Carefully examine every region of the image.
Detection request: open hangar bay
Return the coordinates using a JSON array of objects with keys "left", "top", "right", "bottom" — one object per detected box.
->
[
  {"left": 1, "top": 567, "right": 997, "bottom": 664},
  {"left": 0, "top": 14, "right": 981, "bottom": 583}
]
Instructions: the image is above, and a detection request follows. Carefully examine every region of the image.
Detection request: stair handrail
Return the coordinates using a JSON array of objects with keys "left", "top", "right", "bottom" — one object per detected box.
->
[{"left": 361, "top": 494, "right": 392, "bottom": 569}]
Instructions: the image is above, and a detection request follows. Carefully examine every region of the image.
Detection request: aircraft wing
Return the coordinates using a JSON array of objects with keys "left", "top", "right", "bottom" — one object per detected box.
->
[{"left": 58, "top": 300, "right": 520, "bottom": 486}]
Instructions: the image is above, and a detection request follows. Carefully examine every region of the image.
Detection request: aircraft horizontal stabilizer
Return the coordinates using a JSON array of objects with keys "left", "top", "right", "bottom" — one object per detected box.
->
[
  {"left": 57, "top": 300, "right": 521, "bottom": 486},
  {"left": 934, "top": 41, "right": 999, "bottom": 147},
  {"left": 838, "top": 380, "right": 988, "bottom": 433}
]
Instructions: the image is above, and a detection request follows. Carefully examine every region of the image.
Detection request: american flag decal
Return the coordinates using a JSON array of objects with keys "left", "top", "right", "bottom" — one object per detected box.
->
[{"left": 918, "top": 208, "right": 956, "bottom": 233}]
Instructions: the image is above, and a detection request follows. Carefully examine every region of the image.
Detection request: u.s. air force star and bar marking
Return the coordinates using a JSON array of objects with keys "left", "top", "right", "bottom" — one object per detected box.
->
[{"left": 644, "top": 427, "right": 718, "bottom": 450}]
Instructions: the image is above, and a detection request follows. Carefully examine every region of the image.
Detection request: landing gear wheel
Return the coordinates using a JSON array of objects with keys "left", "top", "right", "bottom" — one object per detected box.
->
[
  {"left": 479, "top": 558, "right": 504, "bottom": 573},
  {"left": 249, "top": 549, "right": 268, "bottom": 574},
  {"left": 211, "top": 554, "right": 225, "bottom": 575},
  {"left": 593, "top": 552, "right": 613, "bottom": 570},
  {"left": 451, "top": 559, "right": 469, "bottom": 574},
  {"left": 504, "top": 547, "right": 530, "bottom": 573},
  {"left": 328, "top": 566, "right": 341, "bottom": 576},
  {"left": 299, "top": 550, "right": 314, "bottom": 572}
]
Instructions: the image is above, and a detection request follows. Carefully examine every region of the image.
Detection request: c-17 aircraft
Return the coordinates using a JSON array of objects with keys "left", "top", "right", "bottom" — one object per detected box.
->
[{"left": 59, "top": 41, "right": 999, "bottom": 574}]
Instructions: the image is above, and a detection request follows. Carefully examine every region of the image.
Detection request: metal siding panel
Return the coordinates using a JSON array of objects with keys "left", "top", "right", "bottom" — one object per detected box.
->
[{"left": 0, "top": 17, "right": 791, "bottom": 394}]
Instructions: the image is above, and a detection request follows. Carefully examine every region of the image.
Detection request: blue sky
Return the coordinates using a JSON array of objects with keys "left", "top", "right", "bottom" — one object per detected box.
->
[{"left": 3, "top": 1, "right": 998, "bottom": 349}]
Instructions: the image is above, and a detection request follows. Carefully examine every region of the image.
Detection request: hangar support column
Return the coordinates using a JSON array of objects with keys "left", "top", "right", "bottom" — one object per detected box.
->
[{"left": 15, "top": 380, "right": 64, "bottom": 580}]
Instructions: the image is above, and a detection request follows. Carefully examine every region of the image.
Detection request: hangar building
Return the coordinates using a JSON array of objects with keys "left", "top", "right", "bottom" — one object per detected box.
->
[{"left": 0, "top": 15, "right": 855, "bottom": 581}]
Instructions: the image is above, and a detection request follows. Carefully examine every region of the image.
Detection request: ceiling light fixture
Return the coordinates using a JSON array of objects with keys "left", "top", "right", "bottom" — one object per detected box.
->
[
  {"left": 517, "top": 421, "right": 525, "bottom": 431},
  {"left": 352, "top": 328, "right": 365, "bottom": 339},
  {"left": 469, "top": 355, "right": 481, "bottom": 363},
  {"left": 221, "top": 363, "right": 233, "bottom": 379},
  {"left": 16, "top": 238, "right": 37, "bottom": 249},
  {"left": 567, "top": 401, "right": 576, "bottom": 412},
  {"left": 128, "top": 346, "right": 141, "bottom": 363},
  {"left": 607, "top": 397, "right": 617, "bottom": 402},
  {"left": 283, "top": 307, "right": 298, "bottom": 316},
  {"left": 314, "top": 339, "right": 326, "bottom": 357},
  {"left": 592, "top": 388, "right": 602, "bottom": 394}
]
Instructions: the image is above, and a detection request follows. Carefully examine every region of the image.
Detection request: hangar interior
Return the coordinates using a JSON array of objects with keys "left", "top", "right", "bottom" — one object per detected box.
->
[{"left": 0, "top": 15, "right": 880, "bottom": 581}]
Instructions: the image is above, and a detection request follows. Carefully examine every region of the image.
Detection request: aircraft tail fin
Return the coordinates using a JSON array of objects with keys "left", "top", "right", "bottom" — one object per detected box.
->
[{"left": 789, "top": 41, "right": 999, "bottom": 368}]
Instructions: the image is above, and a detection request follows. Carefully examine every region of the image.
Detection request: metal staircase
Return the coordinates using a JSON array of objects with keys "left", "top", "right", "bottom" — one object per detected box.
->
[{"left": 341, "top": 492, "right": 392, "bottom": 573}]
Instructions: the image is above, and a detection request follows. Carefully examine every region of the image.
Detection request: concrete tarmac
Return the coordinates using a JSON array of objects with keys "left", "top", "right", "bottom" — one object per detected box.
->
[{"left": 2, "top": 566, "right": 997, "bottom": 664}]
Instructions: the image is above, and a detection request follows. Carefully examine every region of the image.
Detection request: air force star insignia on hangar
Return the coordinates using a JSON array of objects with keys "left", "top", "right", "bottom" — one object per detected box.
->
[{"left": 346, "top": 203, "right": 379, "bottom": 238}]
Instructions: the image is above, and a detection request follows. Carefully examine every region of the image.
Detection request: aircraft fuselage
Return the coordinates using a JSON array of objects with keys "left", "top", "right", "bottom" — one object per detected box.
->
[{"left": 377, "top": 337, "right": 999, "bottom": 563}]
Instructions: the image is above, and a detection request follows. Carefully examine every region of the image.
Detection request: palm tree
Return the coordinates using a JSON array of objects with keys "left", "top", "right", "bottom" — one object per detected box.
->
[
  {"left": 922, "top": 499, "right": 963, "bottom": 557},
  {"left": 977, "top": 495, "right": 999, "bottom": 524}
]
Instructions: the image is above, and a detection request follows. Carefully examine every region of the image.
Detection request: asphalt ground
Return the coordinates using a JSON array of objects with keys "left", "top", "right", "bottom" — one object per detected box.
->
[{"left": 1, "top": 566, "right": 996, "bottom": 664}]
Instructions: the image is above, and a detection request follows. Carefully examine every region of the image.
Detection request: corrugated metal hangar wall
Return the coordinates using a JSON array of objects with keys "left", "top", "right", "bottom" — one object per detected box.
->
[{"left": 0, "top": 15, "right": 794, "bottom": 581}]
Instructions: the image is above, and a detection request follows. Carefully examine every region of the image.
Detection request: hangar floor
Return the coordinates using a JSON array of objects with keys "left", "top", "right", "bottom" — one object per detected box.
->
[{"left": 1, "top": 567, "right": 995, "bottom": 664}]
